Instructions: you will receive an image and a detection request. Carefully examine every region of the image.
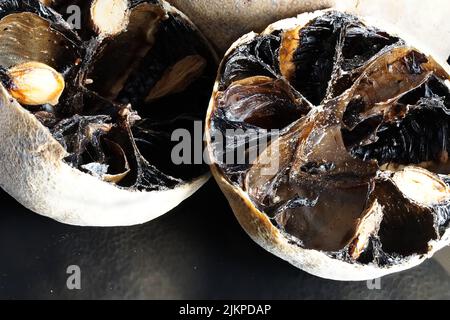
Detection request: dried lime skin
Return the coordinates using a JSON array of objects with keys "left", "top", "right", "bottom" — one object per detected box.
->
[
  {"left": 0, "top": 0, "right": 217, "bottom": 190},
  {"left": 0, "top": 0, "right": 217, "bottom": 226},
  {"left": 209, "top": 11, "right": 450, "bottom": 269}
]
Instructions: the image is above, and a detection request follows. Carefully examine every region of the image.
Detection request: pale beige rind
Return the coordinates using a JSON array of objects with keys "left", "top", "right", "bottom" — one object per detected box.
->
[
  {"left": 165, "top": 0, "right": 334, "bottom": 53},
  {"left": 205, "top": 9, "right": 450, "bottom": 280},
  {"left": 166, "top": 0, "right": 450, "bottom": 62},
  {"left": 210, "top": 164, "right": 450, "bottom": 281},
  {"left": 0, "top": 84, "right": 209, "bottom": 226},
  {"left": 0, "top": 2, "right": 216, "bottom": 226},
  {"left": 336, "top": 0, "right": 450, "bottom": 65}
]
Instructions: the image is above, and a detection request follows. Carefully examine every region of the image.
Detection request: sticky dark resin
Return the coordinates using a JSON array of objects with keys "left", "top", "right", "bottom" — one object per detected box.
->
[
  {"left": 349, "top": 76, "right": 450, "bottom": 169},
  {"left": 291, "top": 12, "right": 399, "bottom": 105},
  {"left": 210, "top": 11, "right": 450, "bottom": 267},
  {"left": 0, "top": 0, "right": 216, "bottom": 191},
  {"left": 219, "top": 34, "right": 281, "bottom": 91}
]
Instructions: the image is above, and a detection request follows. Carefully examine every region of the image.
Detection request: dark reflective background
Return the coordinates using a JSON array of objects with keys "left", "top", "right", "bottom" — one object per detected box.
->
[{"left": 0, "top": 180, "right": 449, "bottom": 299}]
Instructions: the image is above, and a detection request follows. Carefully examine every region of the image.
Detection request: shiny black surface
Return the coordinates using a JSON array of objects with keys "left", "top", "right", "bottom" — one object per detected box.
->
[{"left": 0, "top": 180, "right": 449, "bottom": 299}]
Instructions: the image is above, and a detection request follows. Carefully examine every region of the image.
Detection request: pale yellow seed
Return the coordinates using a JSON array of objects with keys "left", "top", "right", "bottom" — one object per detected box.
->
[{"left": 8, "top": 61, "right": 65, "bottom": 106}]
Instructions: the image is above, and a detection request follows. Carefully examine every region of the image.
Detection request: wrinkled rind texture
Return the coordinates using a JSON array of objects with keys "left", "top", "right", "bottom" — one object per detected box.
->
[
  {"left": 0, "top": 1, "right": 213, "bottom": 226},
  {"left": 336, "top": 0, "right": 450, "bottom": 65},
  {"left": 166, "top": 0, "right": 450, "bottom": 64},
  {"left": 0, "top": 85, "right": 208, "bottom": 226},
  {"left": 206, "top": 10, "right": 450, "bottom": 280},
  {"left": 166, "top": 0, "right": 334, "bottom": 54}
]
